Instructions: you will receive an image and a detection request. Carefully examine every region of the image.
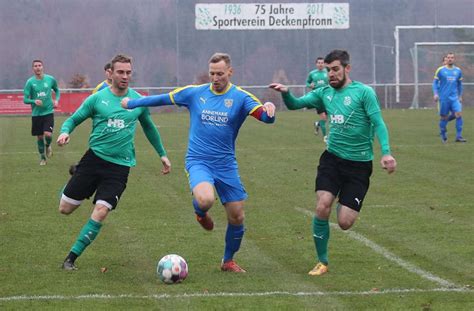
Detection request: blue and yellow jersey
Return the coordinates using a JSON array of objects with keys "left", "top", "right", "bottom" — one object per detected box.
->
[
  {"left": 169, "top": 83, "right": 262, "bottom": 167},
  {"left": 92, "top": 80, "right": 111, "bottom": 94},
  {"left": 433, "top": 66, "right": 463, "bottom": 101}
]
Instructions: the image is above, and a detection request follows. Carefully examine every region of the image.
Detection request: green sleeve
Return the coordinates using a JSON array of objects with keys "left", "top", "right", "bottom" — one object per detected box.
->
[
  {"left": 139, "top": 109, "right": 167, "bottom": 157},
  {"left": 281, "top": 90, "right": 323, "bottom": 111},
  {"left": 23, "top": 80, "right": 35, "bottom": 105},
  {"left": 306, "top": 72, "right": 313, "bottom": 88},
  {"left": 369, "top": 111, "right": 391, "bottom": 156},
  {"left": 60, "top": 96, "right": 94, "bottom": 134},
  {"left": 52, "top": 77, "right": 60, "bottom": 102}
]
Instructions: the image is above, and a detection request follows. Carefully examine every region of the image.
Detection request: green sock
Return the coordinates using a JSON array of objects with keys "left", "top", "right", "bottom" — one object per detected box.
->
[
  {"left": 312, "top": 216, "right": 330, "bottom": 265},
  {"left": 71, "top": 218, "right": 102, "bottom": 257},
  {"left": 37, "top": 139, "right": 45, "bottom": 159},
  {"left": 319, "top": 120, "right": 327, "bottom": 136},
  {"left": 45, "top": 135, "right": 52, "bottom": 147}
]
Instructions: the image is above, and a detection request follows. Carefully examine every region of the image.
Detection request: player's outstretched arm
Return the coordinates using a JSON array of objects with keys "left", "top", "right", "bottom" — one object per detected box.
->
[
  {"left": 57, "top": 133, "right": 70, "bottom": 146},
  {"left": 160, "top": 156, "right": 171, "bottom": 175},
  {"left": 269, "top": 83, "right": 319, "bottom": 111},
  {"left": 250, "top": 102, "right": 276, "bottom": 124},
  {"left": 121, "top": 94, "right": 173, "bottom": 109}
]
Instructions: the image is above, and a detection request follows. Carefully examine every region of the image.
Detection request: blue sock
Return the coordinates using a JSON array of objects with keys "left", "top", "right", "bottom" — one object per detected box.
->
[
  {"left": 439, "top": 119, "right": 448, "bottom": 137},
  {"left": 223, "top": 223, "right": 245, "bottom": 262},
  {"left": 455, "top": 117, "right": 463, "bottom": 138},
  {"left": 192, "top": 199, "right": 206, "bottom": 217},
  {"left": 448, "top": 114, "right": 456, "bottom": 122}
]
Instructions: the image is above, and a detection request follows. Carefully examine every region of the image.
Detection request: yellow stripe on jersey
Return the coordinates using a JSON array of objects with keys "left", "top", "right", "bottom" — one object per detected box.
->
[
  {"left": 169, "top": 84, "right": 205, "bottom": 105},
  {"left": 235, "top": 86, "right": 263, "bottom": 115},
  {"left": 433, "top": 66, "right": 444, "bottom": 79}
]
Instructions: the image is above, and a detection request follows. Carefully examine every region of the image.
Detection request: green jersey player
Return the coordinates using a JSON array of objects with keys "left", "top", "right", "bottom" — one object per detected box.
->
[
  {"left": 270, "top": 49, "right": 396, "bottom": 276},
  {"left": 306, "top": 57, "right": 329, "bottom": 140},
  {"left": 56, "top": 54, "right": 171, "bottom": 271},
  {"left": 23, "top": 59, "right": 60, "bottom": 165}
]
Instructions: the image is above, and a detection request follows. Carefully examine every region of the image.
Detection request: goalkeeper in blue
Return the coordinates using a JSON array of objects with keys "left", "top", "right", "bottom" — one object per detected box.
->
[
  {"left": 433, "top": 52, "right": 466, "bottom": 143},
  {"left": 122, "top": 53, "right": 276, "bottom": 273}
]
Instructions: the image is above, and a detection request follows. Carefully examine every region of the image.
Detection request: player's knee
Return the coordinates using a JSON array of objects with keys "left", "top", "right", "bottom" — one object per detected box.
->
[
  {"left": 195, "top": 196, "right": 215, "bottom": 210},
  {"left": 58, "top": 201, "right": 76, "bottom": 215},
  {"left": 315, "top": 204, "right": 331, "bottom": 219},
  {"left": 338, "top": 219, "right": 354, "bottom": 230}
]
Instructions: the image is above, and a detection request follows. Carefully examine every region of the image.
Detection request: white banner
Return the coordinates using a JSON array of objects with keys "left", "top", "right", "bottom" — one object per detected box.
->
[{"left": 196, "top": 3, "right": 349, "bottom": 30}]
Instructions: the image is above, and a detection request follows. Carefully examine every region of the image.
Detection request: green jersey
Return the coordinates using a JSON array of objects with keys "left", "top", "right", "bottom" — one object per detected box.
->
[
  {"left": 23, "top": 74, "right": 60, "bottom": 116},
  {"left": 283, "top": 81, "right": 391, "bottom": 161},
  {"left": 60, "top": 88, "right": 166, "bottom": 167},
  {"left": 306, "top": 69, "right": 328, "bottom": 89}
]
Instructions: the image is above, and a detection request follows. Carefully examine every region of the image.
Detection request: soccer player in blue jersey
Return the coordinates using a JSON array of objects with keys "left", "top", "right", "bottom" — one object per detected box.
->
[
  {"left": 433, "top": 52, "right": 466, "bottom": 143},
  {"left": 92, "top": 62, "right": 112, "bottom": 94},
  {"left": 122, "top": 52, "right": 276, "bottom": 273}
]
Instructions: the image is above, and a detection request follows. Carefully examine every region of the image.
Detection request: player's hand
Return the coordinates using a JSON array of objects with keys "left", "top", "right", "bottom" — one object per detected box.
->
[
  {"left": 433, "top": 94, "right": 439, "bottom": 102},
  {"left": 269, "top": 83, "right": 289, "bottom": 93},
  {"left": 121, "top": 97, "right": 130, "bottom": 109},
  {"left": 160, "top": 156, "right": 171, "bottom": 175},
  {"left": 310, "top": 82, "right": 315, "bottom": 89},
  {"left": 459, "top": 96, "right": 463, "bottom": 103},
  {"left": 381, "top": 155, "right": 396, "bottom": 174},
  {"left": 35, "top": 99, "right": 43, "bottom": 106},
  {"left": 57, "top": 133, "right": 70, "bottom": 146},
  {"left": 263, "top": 102, "right": 276, "bottom": 118},
  {"left": 53, "top": 100, "right": 59, "bottom": 108}
]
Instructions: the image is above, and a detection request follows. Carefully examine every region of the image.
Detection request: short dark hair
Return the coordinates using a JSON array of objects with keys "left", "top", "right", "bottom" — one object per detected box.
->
[
  {"left": 110, "top": 54, "right": 132, "bottom": 71},
  {"left": 324, "top": 50, "right": 350, "bottom": 67},
  {"left": 104, "top": 62, "right": 112, "bottom": 71},
  {"left": 32, "top": 59, "right": 43, "bottom": 66},
  {"left": 209, "top": 53, "right": 231, "bottom": 66},
  {"left": 316, "top": 57, "right": 324, "bottom": 62}
]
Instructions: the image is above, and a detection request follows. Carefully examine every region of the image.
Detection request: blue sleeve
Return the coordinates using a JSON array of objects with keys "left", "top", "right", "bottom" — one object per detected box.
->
[
  {"left": 458, "top": 71, "right": 463, "bottom": 96},
  {"left": 127, "top": 94, "right": 173, "bottom": 108},
  {"left": 432, "top": 68, "right": 441, "bottom": 95}
]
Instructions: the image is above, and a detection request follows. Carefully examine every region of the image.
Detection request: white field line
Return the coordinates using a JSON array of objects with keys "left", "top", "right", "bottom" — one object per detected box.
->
[
  {"left": 296, "top": 208, "right": 459, "bottom": 288},
  {"left": 0, "top": 287, "right": 471, "bottom": 302}
]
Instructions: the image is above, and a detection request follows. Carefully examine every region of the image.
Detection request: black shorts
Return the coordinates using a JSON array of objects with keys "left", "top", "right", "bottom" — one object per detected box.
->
[
  {"left": 31, "top": 113, "right": 54, "bottom": 136},
  {"left": 315, "top": 150, "right": 372, "bottom": 212},
  {"left": 63, "top": 149, "right": 130, "bottom": 210}
]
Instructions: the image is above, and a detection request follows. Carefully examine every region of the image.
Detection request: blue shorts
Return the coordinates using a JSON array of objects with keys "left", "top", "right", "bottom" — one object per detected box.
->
[
  {"left": 439, "top": 98, "right": 461, "bottom": 116},
  {"left": 185, "top": 162, "right": 247, "bottom": 204}
]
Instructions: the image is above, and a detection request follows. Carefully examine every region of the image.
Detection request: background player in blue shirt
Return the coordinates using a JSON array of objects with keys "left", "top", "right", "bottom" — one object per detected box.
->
[
  {"left": 433, "top": 52, "right": 466, "bottom": 143},
  {"left": 122, "top": 53, "right": 276, "bottom": 273}
]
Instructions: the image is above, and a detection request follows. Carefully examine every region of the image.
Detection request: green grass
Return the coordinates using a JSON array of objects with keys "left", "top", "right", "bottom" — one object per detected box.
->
[{"left": 0, "top": 109, "right": 473, "bottom": 310}]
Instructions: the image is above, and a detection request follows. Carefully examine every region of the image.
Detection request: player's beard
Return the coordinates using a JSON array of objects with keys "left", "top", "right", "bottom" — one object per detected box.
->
[{"left": 330, "top": 72, "right": 347, "bottom": 89}]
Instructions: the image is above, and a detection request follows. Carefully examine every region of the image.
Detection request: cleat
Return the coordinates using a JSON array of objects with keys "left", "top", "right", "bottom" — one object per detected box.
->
[
  {"left": 308, "top": 262, "right": 328, "bottom": 276},
  {"left": 455, "top": 137, "right": 467, "bottom": 143},
  {"left": 221, "top": 260, "right": 246, "bottom": 273},
  {"left": 196, "top": 213, "right": 214, "bottom": 231},
  {"left": 46, "top": 145, "right": 53, "bottom": 158},
  {"left": 40, "top": 159, "right": 47, "bottom": 166},
  {"left": 62, "top": 258, "right": 78, "bottom": 271},
  {"left": 314, "top": 121, "right": 320, "bottom": 135},
  {"left": 440, "top": 134, "right": 447, "bottom": 144}
]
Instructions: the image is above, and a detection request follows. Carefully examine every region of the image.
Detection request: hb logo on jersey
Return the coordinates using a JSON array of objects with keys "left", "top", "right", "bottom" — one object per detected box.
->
[
  {"left": 330, "top": 115, "right": 345, "bottom": 124},
  {"left": 107, "top": 119, "right": 125, "bottom": 129}
]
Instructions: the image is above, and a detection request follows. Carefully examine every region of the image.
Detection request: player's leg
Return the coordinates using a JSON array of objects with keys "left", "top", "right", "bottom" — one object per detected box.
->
[
  {"left": 187, "top": 164, "right": 216, "bottom": 230},
  {"left": 221, "top": 201, "right": 246, "bottom": 272},
  {"left": 309, "top": 151, "right": 339, "bottom": 276},
  {"left": 453, "top": 101, "right": 466, "bottom": 142},
  {"left": 216, "top": 169, "right": 248, "bottom": 272},
  {"left": 32, "top": 116, "right": 46, "bottom": 164},
  {"left": 44, "top": 113, "right": 54, "bottom": 158},
  {"left": 318, "top": 111, "right": 328, "bottom": 138},
  {"left": 439, "top": 100, "right": 449, "bottom": 143}
]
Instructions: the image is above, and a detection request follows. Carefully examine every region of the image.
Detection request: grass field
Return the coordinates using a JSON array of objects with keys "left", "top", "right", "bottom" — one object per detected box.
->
[{"left": 0, "top": 108, "right": 473, "bottom": 310}]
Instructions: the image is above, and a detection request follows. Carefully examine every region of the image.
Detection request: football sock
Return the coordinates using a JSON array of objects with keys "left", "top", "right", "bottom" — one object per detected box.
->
[
  {"left": 439, "top": 119, "right": 448, "bottom": 137},
  {"left": 319, "top": 120, "right": 327, "bottom": 136},
  {"left": 70, "top": 218, "right": 102, "bottom": 257},
  {"left": 455, "top": 117, "right": 463, "bottom": 138},
  {"left": 37, "top": 139, "right": 45, "bottom": 159},
  {"left": 45, "top": 135, "right": 52, "bottom": 147},
  {"left": 313, "top": 216, "right": 329, "bottom": 265},
  {"left": 448, "top": 114, "right": 456, "bottom": 122},
  {"left": 192, "top": 199, "right": 206, "bottom": 217},
  {"left": 223, "top": 223, "right": 245, "bottom": 262}
]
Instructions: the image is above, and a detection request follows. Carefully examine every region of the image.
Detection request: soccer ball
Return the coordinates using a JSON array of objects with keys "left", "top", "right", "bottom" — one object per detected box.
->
[{"left": 157, "top": 254, "right": 188, "bottom": 284}]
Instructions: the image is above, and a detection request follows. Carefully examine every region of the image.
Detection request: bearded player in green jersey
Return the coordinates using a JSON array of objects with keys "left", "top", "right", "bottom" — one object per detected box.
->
[
  {"left": 56, "top": 54, "right": 171, "bottom": 271},
  {"left": 306, "top": 57, "right": 328, "bottom": 141},
  {"left": 23, "top": 59, "right": 60, "bottom": 166},
  {"left": 270, "top": 49, "right": 396, "bottom": 276}
]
